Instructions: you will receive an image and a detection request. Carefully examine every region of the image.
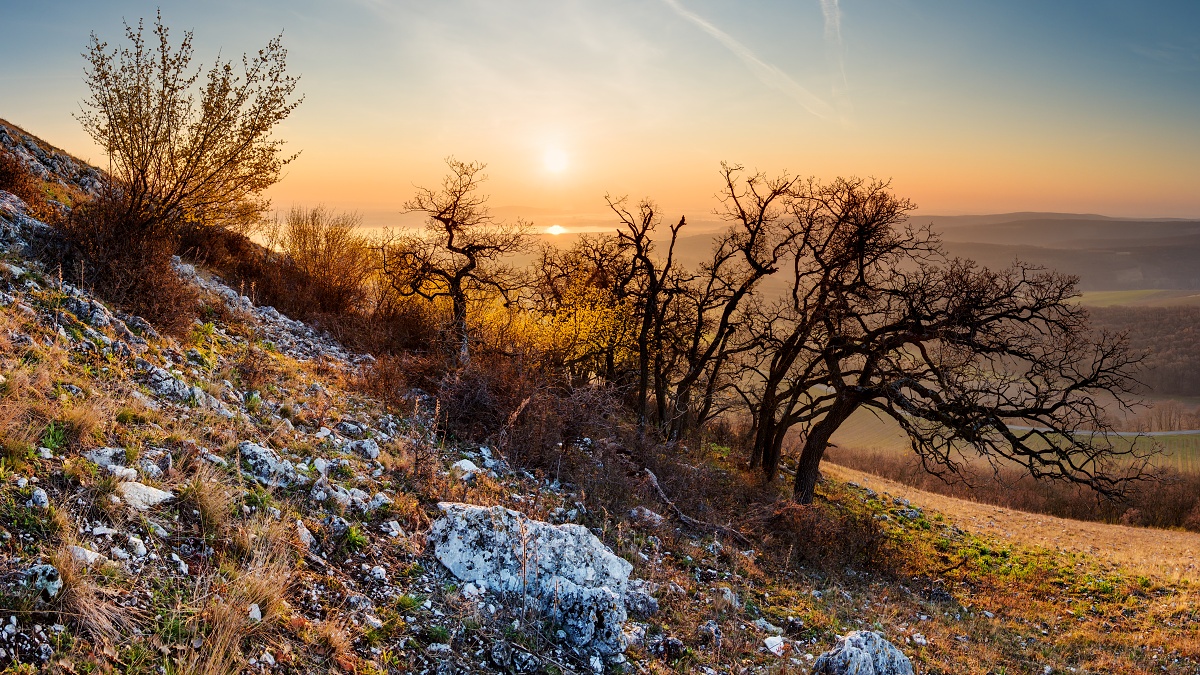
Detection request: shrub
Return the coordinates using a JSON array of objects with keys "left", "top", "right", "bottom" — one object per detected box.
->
[
  {"left": 55, "top": 187, "right": 200, "bottom": 335},
  {"left": 0, "top": 149, "right": 55, "bottom": 222}
]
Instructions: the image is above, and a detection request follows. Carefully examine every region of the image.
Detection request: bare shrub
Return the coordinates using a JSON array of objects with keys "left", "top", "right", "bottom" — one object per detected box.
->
[
  {"left": 277, "top": 206, "right": 373, "bottom": 315},
  {"left": 749, "top": 501, "right": 891, "bottom": 575},
  {"left": 78, "top": 11, "right": 301, "bottom": 235},
  {"left": 0, "top": 149, "right": 55, "bottom": 222},
  {"left": 55, "top": 187, "right": 200, "bottom": 335}
]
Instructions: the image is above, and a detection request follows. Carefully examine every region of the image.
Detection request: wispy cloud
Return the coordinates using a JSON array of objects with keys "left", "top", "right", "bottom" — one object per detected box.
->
[
  {"left": 661, "top": 0, "right": 835, "bottom": 120},
  {"left": 819, "top": 0, "right": 851, "bottom": 117}
]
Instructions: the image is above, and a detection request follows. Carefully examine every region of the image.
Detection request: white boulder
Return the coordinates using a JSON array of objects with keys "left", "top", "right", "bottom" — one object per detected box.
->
[
  {"left": 117, "top": 482, "right": 174, "bottom": 510},
  {"left": 429, "top": 502, "right": 634, "bottom": 656},
  {"left": 812, "top": 631, "right": 913, "bottom": 675}
]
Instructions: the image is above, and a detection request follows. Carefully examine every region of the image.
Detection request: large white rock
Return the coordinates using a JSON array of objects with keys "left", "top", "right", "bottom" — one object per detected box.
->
[
  {"left": 429, "top": 502, "right": 634, "bottom": 656},
  {"left": 117, "top": 482, "right": 174, "bottom": 510},
  {"left": 812, "top": 631, "right": 913, "bottom": 675}
]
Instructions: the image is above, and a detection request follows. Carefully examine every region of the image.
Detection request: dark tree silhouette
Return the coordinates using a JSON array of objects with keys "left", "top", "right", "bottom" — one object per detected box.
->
[
  {"left": 741, "top": 176, "right": 1149, "bottom": 503},
  {"left": 379, "top": 158, "right": 529, "bottom": 362}
]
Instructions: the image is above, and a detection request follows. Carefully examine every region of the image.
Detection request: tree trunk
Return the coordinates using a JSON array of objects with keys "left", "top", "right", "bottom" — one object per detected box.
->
[
  {"left": 451, "top": 289, "right": 469, "bottom": 364},
  {"left": 792, "top": 398, "right": 858, "bottom": 504}
]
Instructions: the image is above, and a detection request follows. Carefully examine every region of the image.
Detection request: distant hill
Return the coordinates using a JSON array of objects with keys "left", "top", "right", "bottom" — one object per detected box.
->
[{"left": 904, "top": 212, "right": 1200, "bottom": 292}]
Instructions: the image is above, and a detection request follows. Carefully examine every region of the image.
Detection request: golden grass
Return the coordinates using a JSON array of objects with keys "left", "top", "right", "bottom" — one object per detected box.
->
[
  {"left": 49, "top": 542, "right": 140, "bottom": 642},
  {"left": 179, "top": 517, "right": 295, "bottom": 675}
]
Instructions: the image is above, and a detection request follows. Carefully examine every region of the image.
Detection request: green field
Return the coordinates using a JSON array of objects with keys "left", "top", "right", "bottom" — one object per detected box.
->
[
  {"left": 829, "top": 408, "right": 1200, "bottom": 473},
  {"left": 1077, "top": 289, "right": 1200, "bottom": 307}
]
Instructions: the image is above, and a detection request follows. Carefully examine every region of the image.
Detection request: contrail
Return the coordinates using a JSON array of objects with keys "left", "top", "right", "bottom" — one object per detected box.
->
[
  {"left": 819, "top": 0, "right": 851, "bottom": 115},
  {"left": 661, "top": 0, "right": 835, "bottom": 120},
  {"left": 819, "top": 0, "right": 841, "bottom": 43}
]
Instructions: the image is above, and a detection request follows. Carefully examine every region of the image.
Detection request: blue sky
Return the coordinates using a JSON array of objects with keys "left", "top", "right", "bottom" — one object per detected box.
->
[{"left": 2, "top": 0, "right": 1198, "bottom": 223}]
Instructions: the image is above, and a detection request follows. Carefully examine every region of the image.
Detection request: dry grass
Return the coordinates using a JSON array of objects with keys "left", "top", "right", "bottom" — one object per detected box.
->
[
  {"left": 826, "top": 444, "right": 1200, "bottom": 531},
  {"left": 177, "top": 461, "right": 238, "bottom": 538},
  {"left": 49, "top": 542, "right": 139, "bottom": 642},
  {"left": 179, "top": 517, "right": 295, "bottom": 675}
]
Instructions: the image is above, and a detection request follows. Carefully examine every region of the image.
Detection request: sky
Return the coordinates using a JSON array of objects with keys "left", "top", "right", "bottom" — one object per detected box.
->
[{"left": 2, "top": 0, "right": 1199, "bottom": 230}]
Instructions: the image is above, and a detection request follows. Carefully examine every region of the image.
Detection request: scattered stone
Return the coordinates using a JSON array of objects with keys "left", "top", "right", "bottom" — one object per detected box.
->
[
  {"left": 248, "top": 603, "right": 262, "bottom": 623},
  {"left": 135, "top": 359, "right": 194, "bottom": 401},
  {"left": 367, "top": 492, "right": 392, "bottom": 511},
  {"left": 28, "top": 488, "right": 49, "bottom": 509},
  {"left": 296, "top": 519, "right": 315, "bottom": 549},
  {"left": 239, "top": 441, "right": 308, "bottom": 488},
  {"left": 106, "top": 464, "right": 139, "bottom": 482},
  {"left": 451, "top": 459, "right": 479, "bottom": 478},
  {"left": 716, "top": 585, "right": 741, "bottom": 609},
  {"left": 83, "top": 446, "right": 125, "bottom": 468},
  {"left": 812, "top": 631, "right": 914, "bottom": 675},
  {"left": 336, "top": 421, "right": 365, "bottom": 438},
  {"left": 625, "top": 579, "right": 659, "bottom": 618},
  {"left": 24, "top": 564, "right": 62, "bottom": 601},
  {"left": 765, "top": 635, "right": 788, "bottom": 657},
  {"left": 127, "top": 536, "right": 148, "bottom": 558},
  {"left": 347, "top": 438, "right": 380, "bottom": 459},
  {"left": 754, "top": 618, "right": 784, "bottom": 635},
  {"left": 68, "top": 545, "right": 107, "bottom": 567},
  {"left": 629, "top": 506, "right": 665, "bottom": 527},
  {"left": 698, "top": 619, "right": 722, "bottom": 648},
  {"left": 324, "top": 515, "right": 351, "bottom": 539}
]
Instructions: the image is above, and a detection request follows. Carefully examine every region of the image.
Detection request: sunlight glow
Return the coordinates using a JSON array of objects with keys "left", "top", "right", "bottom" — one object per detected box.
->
[
  {"left": 543, "top": 146, "right": 568, "bottom": 174},
  {"left": 546, "top": 224, "right": 567, "bottom": 235}
]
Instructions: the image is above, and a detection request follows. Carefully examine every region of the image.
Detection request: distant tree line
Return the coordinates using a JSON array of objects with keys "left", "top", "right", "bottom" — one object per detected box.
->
[{"left": 1088, "top": 306, "right": 1200, "bottom": 398}]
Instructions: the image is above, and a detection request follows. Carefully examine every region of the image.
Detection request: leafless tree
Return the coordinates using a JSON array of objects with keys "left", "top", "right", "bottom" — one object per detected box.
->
[
  {"left": 606, "top": 197, "right": 686, "bottom": 427},
  {"left": 740, "top": 176, "right": 1149, "bottom": 503},
  {"left": 77, "top": 11, "right": 302, "bottom": 235},
  {"left": 661, "top": 163, "right": 801, "bottom": 438},
  {"left": 379, "top": 158, "right": 530, "bottom": 362}
]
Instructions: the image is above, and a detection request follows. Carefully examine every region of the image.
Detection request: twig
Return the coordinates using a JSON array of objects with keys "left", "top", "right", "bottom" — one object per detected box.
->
[
  {"left": 936, "top": 556, "right": 969, "bottom": 576},
  {"left": 643, "top": 468, "right": 751, "bottom": 546}
]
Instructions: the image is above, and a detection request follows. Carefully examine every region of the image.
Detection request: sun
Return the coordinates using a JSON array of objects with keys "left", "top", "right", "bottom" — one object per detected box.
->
[
  {"left": 546, "top": 224, "right": 567, "bottom": 235},
  {"left": 543, "top": 146, "right": 568, "bottom": 174}
]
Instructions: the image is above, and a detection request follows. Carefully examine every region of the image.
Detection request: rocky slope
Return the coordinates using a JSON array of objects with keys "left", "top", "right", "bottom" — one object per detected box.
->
[{"left": 1, "top": 124, "right": 1199, "bottom": 675}]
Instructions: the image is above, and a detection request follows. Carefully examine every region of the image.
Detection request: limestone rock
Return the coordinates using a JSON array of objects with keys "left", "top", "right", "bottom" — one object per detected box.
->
[
  {"left": 118, "top": 482, "right": 174, "bottom": 510},
  {"left": 812, "top": 631, "right": 913, "bottom": 675},
  {"left": 429, "top": 502, "right": 634, "bottom": 655},
  {"left": 28, "top": 488, "right": 49, "bottom": 509},
  {"left": 68, "top": 545, "right": 107, "bottom": 567},
  {"left": 24, "top": 564, "right": 62, "bottom": 601},
  {"left": 135, "top": 359, "right": 194, "bottom": 402},
  {"left": 347, "top": 438, "right": 380, "bottom": 459},
  {"left": 84, "top": 446, "right": 126, "bottom": 468},
  {"left": 240, "top": 441, "right": 309, "bottom": 488}
]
